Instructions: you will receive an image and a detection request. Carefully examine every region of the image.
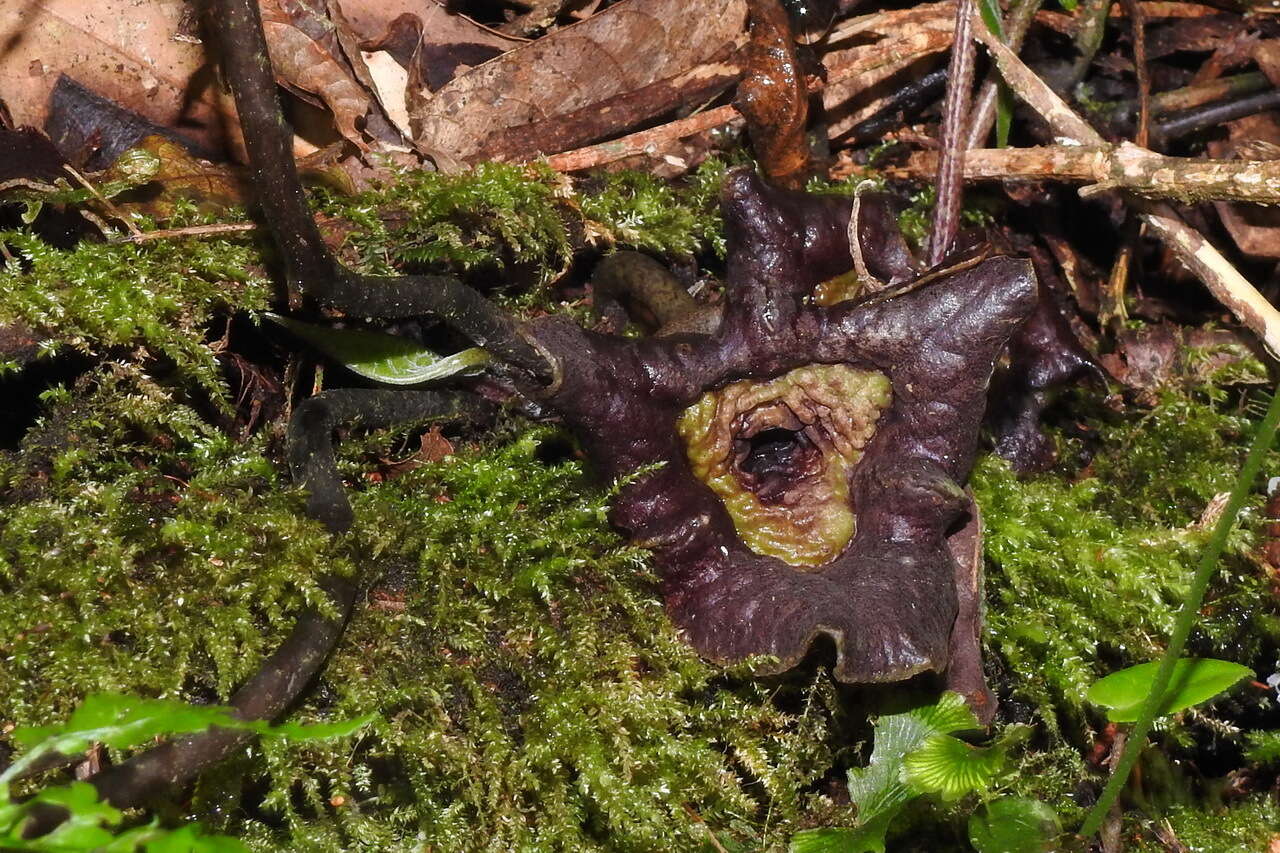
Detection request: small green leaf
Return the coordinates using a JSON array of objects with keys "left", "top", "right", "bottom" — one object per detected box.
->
[
  {"left": 11, "top": 693, "right": 243, "bottom": 754},
  {"left": 839, "top": 693, "right": 987, "bottom": 852},
  {"left": 1087, "top": 658, "right": 1253, "bottom": 722},
  {"left": 1057, "top": 0, "right": 1078, "bottom": 10},
  {"left": 789, "top": 827, "right": 863, "bottom": 853},
  {"left": 977, "top": 0, "right": 1006, "bottom": 39},
  {"left": 4, "top": 693, "right": 376, "bottom": 794},
  {"left": 140, "top": 823, "right": 252, "bottom": 852},
  {"left": 968, "top": 797, "right": 1061, "bottom": 853},
  {"left": 266, "top": 313, "right": 490, "bottom": 385},
  {"left": 32, "top": 781, "right": 121, "bottom": 826},
  {"left": 995, "top": 85, "right": 1014, "bottom": 149},
  {"left": 901, "top": 734, "right": 1003, "bottom": 800}
]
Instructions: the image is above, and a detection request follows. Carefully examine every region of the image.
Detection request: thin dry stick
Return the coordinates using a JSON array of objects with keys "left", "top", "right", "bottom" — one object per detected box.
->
[
  {"left": 893, "top": 144, "right": 1280, "bottom": 204},
  {"left": 927, "top": 0, "right": 978, "bottom": 264},
  {"left": 544, "top": 105, "right": 743, "bottom": 172},
  {"left": 972, "top": 20, "right": 1103, "bottom": 144},
  {"left": 62, "top": 164, "right": 144, "bottom": 239},
  {"left": 1103, "top": 0, "right": 1149, "bottom": 328},
  {"left": 114, "top": 222, "right": 258, "bottom": 244},
  {"left": 965, "top": 0, "right": 1043, "bottom": 150},
  {"left": 1119, "top": 0, "right": 1151, "bottom": 148},
  {"left": 971, "top": 8, "right": 1280, "bottom": 356}
]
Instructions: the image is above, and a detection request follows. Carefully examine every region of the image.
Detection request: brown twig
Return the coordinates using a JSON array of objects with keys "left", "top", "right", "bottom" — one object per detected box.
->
[
  {"left": 1154, "top": 89, "right": 1280, "bottom": 147},
  {"left": 965, "top": 0, "right": 1043, "bottom": 150},
  {"left": 113, "top": 222, "right": 258, "bottom": 244},
  {"left": 1065, "top": 0, "right": 1112, "bottom": 94},
  {"left": 895, "top": 144, "right": 1280, "bottom": 204},
  {"left": 543, "top": 105, "right": 743, "bottom": 172},
  {"left": 62, "top": 164, "right": 143, "bottom": 239},
  {"left": 1150, "top": 72, "right": 1269, "bottom": 115},
  {"left": 928, "top": 0, "right": 978, "bottom": 264},
  {"left": 1103, "top": 0, "right": 1149, "bottom": 330},
  {"left": 972, "top": 19, "right": 1104, "bottom": 144},
  {"left": 1118, "top": 0, "right": 1151, "bottom": 147},
  {"left": 970, "top": 7, "right": 1280, "bottom": 357}
]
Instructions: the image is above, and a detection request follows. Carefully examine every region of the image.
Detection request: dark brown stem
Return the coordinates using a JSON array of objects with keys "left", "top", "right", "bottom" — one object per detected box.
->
[
  {"left": 845, "top": 68, "right": 947, "bottom": 146},
  {"left": 927, "top": 0, "right": 978, "bottom": 266},
  {"left": 214, "top": 0, "right": 554, "bottom": 384},
  {"left": 1153, "top": 88, "right": 1280, "bottom": 147},
  {"left": 1117, "top": 0, "right": 1150, "bottom": 148}
]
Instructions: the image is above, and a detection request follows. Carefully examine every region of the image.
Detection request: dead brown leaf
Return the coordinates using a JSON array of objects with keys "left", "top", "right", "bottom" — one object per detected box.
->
[
  {"left": 0, "top": 0, "right": 227, "bottom": 153},
  {"left": 260, "top": 0, "right": 406, "bottom": 150},
  {"left": 409, "top": 0, "right": 748, "bottom": 162},
  {"left": 358, "top": 12, "right": 511, "bottom": 93},
  {"left": 335, "top": 0, "right": 519, "bottom": 50},
  {"left": 110, "top": 134, "right": 248, "bottom": 217},
  {"left": 1211, "top": 113, "right": 1280, "bottom": 259}
]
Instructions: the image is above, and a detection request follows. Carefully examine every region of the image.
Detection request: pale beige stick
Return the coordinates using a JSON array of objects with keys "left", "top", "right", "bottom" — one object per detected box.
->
[
  {"left": 971, "top": 19, "right": 1104, "bottom": 145},
  {"left": 62, "top": 164, "right": 144, "bottom": 239},
  {"left": 893, "top": 144, "right": 1280, "bottom": 204},
  {"left": 544, "top": 106, "right": 742, "bottom": 172},
  {"left": 1138, "top": 202, "right": 1280, "bottom": 356},
  {"left": 114, "top": 222, "right": 259, "bottom": 244},
  {"left": 971, "top": 7, "right": 1280, "bottom": 357}
]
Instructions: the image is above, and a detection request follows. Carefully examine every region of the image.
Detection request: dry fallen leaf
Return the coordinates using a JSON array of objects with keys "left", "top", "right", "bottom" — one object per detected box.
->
[
  {"left": 0, "top": 0, "right": 227, "bottom": 153},
  {"left": 1211, "top": 113, "right": 1280, "bottom": 259},
  {"left": 335, "top": 0, "right": 520, "bottom": 50},
  {"left": 260, "top": 0, "right": 391, "bottom": 150},
  {"left": 410, "top": 0, "right": 749, "bottom": 162},
  {"left": 109, "top": 134, "right": 249, "bottom": 217}
]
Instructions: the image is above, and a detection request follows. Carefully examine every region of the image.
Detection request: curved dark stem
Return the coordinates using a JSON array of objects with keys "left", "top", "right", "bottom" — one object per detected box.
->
[
  {"left": 1153, "top": 88, "right": 1280, "bottom": 147},
  {"left": 845, "top": 68, "right": 947, "bottom": 146},
  {"left": 23, "top": 390, "right": 492, "bottom": 835},
  {"left": 213, "top": 0, "right": 554, "bottom": 384},
  {"left": 288, "top": 390, "right": 494, "bottom": 533},
  {"left": 590, "top": 252, "right": 703, "bottom": 334}
]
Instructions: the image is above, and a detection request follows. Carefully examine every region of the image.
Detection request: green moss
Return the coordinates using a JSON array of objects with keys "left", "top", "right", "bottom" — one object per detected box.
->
[
  {"left": 0, "top": 368, "right": 839, "bottom": 849},
  {"left": 0, "top": 221, "right": 270, "bottom": 394},
  {"left": 1134, "top": 795, "right": 1280, "bottom": 852},
  {"left": 974, "top": 388, "right": 1280, "bottom": 737},
  {"left": 212, "top": 425, "right": 839, "bottom": 850},
  {"left": 578, "top": 160, "right": 728, "bottom": 258},
  {"left": 315, "top": 162, "right": 574, "bottom": 277},
  {"left": 314, "top": 159, "right": 729, "bottom": 286},
  {"left": 0, "top": 366, "right": 342, "bottom": 733}
]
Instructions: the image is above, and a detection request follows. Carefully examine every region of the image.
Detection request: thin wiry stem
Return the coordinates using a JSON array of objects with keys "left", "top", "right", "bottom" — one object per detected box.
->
[{"left": 927, "top": 0, "right": 978, "bottom": 266}]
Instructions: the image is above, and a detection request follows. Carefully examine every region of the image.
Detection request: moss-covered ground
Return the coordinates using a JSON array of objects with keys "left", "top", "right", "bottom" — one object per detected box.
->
[{"left": 2, "top": 160, "right": 1279, "bottom": 850}]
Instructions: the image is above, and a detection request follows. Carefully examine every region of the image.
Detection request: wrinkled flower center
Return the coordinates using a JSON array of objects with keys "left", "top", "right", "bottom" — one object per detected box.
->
[{"left": 677, "top": 364, "right": 892, "bottom": 567}]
